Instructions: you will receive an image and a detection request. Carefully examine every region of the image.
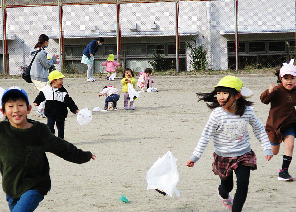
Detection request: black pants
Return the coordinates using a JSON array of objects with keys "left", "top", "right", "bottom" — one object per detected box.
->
[
  {"left": 219, "top": 165, "right": 250, "bottom": 212},
  {"left": 47, "top": 117, "right": 65, "bottom": 139}
]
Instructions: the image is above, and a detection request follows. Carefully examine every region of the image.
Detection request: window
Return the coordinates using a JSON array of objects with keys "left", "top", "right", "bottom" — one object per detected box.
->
[
  {"left": 147, "top": 44, "right": 165, "bottom": 54},
  {"left": 65, "top": 46, "right": 83, "bottom": 57},
  {"left": 289, "top": 41, "right": 295, "bottom": 52},
  {"left": 126, "top": 44, "right": 146, "bottom": 55},
  {"left": 269, "top": 41, "right": 285, "bottom": 52},
  {"left": 168, "top": 43, "right": 186, "bottom": 54},
  {"left": 227, "top": 42, "right": 246, "bottom": 53},
  {"left": 249, "top": 42, "right": 265, "bottom": 52},
  {"left": 105, "top": 45, "right": 117, "bottom": 56}
]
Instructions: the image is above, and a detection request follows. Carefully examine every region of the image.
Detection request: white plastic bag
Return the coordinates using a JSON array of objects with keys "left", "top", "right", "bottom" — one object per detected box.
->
[
  {"left": 77, "top": 107, "right": 92, "bottom": 125},
  {"left": 146, "top": 151, "right": 180, "bottom": 197},
  {"left": 92, "top": 106, "right": 103, "bottom": 112},
  {"left": 147, "top": 87, "right": 158, "bottom": 92},
  {"left": 109, "top": 72, "right": 116, "bottom": 81},
  {"left": 128, "top": 83, "right": 140, "bottom": 102}
]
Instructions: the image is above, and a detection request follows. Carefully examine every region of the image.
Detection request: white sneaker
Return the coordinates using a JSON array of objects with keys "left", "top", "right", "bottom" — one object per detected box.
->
[{"left": 87, "top": 78, "right": 95, "bottom": 82}]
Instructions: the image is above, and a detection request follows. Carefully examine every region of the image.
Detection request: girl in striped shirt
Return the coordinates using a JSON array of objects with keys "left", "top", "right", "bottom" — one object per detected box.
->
[{"left": 186, "top": 76, "right": 273, "bottom": 212}]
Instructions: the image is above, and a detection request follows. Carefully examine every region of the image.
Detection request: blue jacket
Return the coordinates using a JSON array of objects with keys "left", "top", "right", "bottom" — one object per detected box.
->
[
  {"left": 30, "top": 48, "right": 57, "bottom": 82},
  {"left": 83, "top": 40, "right": 100, "bottom": 59}
]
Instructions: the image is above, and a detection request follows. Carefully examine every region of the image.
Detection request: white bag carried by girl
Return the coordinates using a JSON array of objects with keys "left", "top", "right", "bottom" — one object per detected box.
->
[
  {"left": 128, "top": 83, "right": 140, "bottom": 102},
  {"left": 146, "top": 151, "right": 180, "bottom": 197},
  {"left": 77, "top": 107, "right": 92, "bottom": 125}
]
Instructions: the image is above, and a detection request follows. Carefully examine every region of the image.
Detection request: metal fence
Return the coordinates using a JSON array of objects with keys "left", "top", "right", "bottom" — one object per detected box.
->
[{"left": 1, "top": 0, "right": 295, "bottom": 75}]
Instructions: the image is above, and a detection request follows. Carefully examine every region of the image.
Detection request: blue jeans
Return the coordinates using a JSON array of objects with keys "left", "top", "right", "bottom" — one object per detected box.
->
[
  {"left": 105, "top": 94, "right": 120, "bottom": 108},
  {"left": 6, "top": 190, "right": 44, "bottom": 212}
]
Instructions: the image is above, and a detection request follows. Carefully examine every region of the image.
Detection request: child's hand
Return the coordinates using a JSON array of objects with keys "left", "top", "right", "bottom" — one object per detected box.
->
[
  {"left": 186, "top": 159, "right": 195, "bottom": 167},
  {"left": 99, "top": 93, "right": 103, "bottom": 97},
  {"left": 33, "top": 103, "right": 38, "bottom": 106},
  {"left": 265, "top": 155, "right": 273, "bottom": 161},
  {"left": 269, "top": 83, "right": 275, "bottom": 93},
  {"left": 75, "top": 110, "right": 79, "bottom": 114},
  {"left": 92, "top": 154, "right": 96, "bottom": 160}
]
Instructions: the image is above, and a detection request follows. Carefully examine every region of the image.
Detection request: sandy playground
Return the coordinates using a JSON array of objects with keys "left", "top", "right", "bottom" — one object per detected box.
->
[{"left": 0, "top": 74, "right": 296, "bottom": 212}]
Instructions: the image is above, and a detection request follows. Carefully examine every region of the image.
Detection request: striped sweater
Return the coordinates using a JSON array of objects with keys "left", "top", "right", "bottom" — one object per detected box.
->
[{"left": 190, "top": 106, "right": 272, "bottom": 162}]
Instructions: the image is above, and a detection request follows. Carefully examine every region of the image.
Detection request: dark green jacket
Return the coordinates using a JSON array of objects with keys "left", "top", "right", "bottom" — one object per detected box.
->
[{"left": 0, "top": 119, "right": 92, "bottom": 198}]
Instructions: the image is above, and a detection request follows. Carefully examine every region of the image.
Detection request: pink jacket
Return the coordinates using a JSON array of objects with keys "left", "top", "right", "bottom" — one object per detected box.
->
[
  {"left": 101, "top": 86, "right": 119, "bottom": 97},
  {"left": 137, "top": 72, "right": 153, "bottom": 89},
  {"left": 101, "top": 60, "right": 120, "bottom": 73}
]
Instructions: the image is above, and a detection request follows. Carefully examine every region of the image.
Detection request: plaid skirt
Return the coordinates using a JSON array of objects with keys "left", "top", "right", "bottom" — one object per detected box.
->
[{"left": 212, "top": 150, "right": 257, "bottom": 180}]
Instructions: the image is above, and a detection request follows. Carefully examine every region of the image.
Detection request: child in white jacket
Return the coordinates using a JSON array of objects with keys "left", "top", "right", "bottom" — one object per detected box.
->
[{"left": 99, "top": 86, "right": 120, "bottom": 110}]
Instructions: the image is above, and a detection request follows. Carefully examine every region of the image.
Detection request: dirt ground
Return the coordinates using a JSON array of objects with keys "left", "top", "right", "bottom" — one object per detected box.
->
[{"left": 0, "top": 75, "right": 296, "bottom": 212}]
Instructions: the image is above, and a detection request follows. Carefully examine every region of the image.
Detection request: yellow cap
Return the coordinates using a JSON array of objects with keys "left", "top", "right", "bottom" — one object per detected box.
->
[
  {"left": 107, "top": 54, "right": 114, "bottom": 61},
  {"left": 215, "top": 75, "right": 243, "bottom": 92},
  {"left": 48, "top": 70, "right": 65, "bottom": 81}
]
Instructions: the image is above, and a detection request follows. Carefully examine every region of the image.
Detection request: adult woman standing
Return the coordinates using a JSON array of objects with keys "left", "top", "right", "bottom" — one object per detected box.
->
[
  {"left": 30, "top": 34, "right": 59, "bottom": 117},
  {"left": 81, "top": 37, "right": 104, "bottom": 82}
]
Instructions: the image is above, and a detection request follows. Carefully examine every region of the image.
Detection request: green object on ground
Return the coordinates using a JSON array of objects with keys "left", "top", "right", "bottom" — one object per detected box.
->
[{"left": 119, "top": 195, "right": 130, "bottom": 203}]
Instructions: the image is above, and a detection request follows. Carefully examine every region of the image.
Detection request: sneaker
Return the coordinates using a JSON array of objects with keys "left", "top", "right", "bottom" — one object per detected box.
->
[
  {"left": 109, "top": 102, "right": 113, "bottom": 110},
  {"left": 278, "top": 169, "right": 293, "bottom": 181},
  {"left": 124, "top": 106, "right": 128, "bottom": 110},
  {"left": 217, "top": 186, "right": 233, "bottom": 210},
  {"left": 35, "top": 111, "right": 46, "bottom": 118},
  {"left": 87, "top": 78, "right": 96, "bottom": 82},
  {"left": 129, "top": 106, "right": 134, "bottom": 110},
  {"left": 113, "top": 107, "right": 117, "bottom": 111}
]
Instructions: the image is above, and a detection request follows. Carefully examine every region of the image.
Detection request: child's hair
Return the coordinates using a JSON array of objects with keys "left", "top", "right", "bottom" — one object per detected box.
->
[
  {"left": 275, "top": 69, "right": 281, "bottom": 83},
  {"left": 144, "top": 68, "right": 152, "bottom": 74},
  {"left": 34, "top": 34, "right": 49, "bottom": 49},
  {"left": 2, "top": 90, "right": 30, "bottom": 113},
  {"left": 122, "top": 68, "right": 134, "bottom": 78},
  {"left": 103, "top": 86, "right": 107, "bottom": 89},
  {"left": 197, "top": 86, "right": 253, "bottom": 116}
]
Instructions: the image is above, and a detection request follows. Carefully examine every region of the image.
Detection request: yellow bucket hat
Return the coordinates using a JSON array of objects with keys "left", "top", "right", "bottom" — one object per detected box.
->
[
  {"left": 215, "top": 75, "right": 243, "bottom": 92},
  {"left": 107, "top": 54, "right": 114, "bottom": 61},
  {"left": 48, "top": 70, "right": 65, "bottom": 81}
]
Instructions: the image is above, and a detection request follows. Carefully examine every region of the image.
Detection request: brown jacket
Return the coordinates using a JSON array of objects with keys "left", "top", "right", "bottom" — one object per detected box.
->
[{"left": 260, "top": 83, "right": 296, "bottom": 144}]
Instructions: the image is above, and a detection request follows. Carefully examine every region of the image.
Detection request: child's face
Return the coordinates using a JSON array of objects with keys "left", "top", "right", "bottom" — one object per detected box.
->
[
  {"left": 217, "top": 91, "right": 239, "bottom": 111},
  {"left": 281, "top": 74, "right": 296, "bottom": 90},
  {"left": 125, "top": 70, "right": 132, "bottom": 78},
  {"left": 2, "top": 99, "right": 32, "bottom": 129},
  {"left": 52, "top": 78, "right": 63, "bottom": 88}
]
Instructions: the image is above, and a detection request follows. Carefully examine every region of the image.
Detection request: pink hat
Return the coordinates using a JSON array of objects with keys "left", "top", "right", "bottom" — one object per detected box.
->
[{"left": 279, "top": 59, "right": 296, "bottom": 77}]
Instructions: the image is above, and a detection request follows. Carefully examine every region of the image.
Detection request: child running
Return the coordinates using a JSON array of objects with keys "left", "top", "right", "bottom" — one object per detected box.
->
[
  {"left": 99, "top": 85, "right": 120, "bottom": 111},
  {"left": 34, "top": 70, "right": 79, "bottom": 139},
  {"left": 0, "top": 86, "right": 95, "bottom": 211},
  {"left": 186, "top": 76, "right": 273, "bottom": 212},
  {"left": 260, "top": 59, "right": 296, "bottom": 181},
  {"left": 121, "top": 68, "right": 137, "bottom": 110}
]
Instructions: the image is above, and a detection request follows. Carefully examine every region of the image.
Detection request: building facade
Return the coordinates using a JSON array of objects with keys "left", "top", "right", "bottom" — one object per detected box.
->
[{"left": 0, "top": 0, "right": 295, "bottom": 74}]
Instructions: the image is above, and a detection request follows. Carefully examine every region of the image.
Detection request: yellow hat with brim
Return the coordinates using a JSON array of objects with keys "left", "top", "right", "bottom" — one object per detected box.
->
[
  {"left": 48, "top": 70, "right": 65, "bottom": 81},
  {"left": 107, "top": 54, "right": 114, "bottom": 61},
  {"left": 215, "top": 75, "right": 243, "bottom": 92}
]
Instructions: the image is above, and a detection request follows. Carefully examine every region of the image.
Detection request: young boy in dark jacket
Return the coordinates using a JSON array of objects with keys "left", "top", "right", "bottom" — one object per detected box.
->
[
  {"left": 0, "top": 86, "right": 95, "bottom": 211},
  {"left": 34, "top": 70, "right": 79, "bottom": 139}
]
